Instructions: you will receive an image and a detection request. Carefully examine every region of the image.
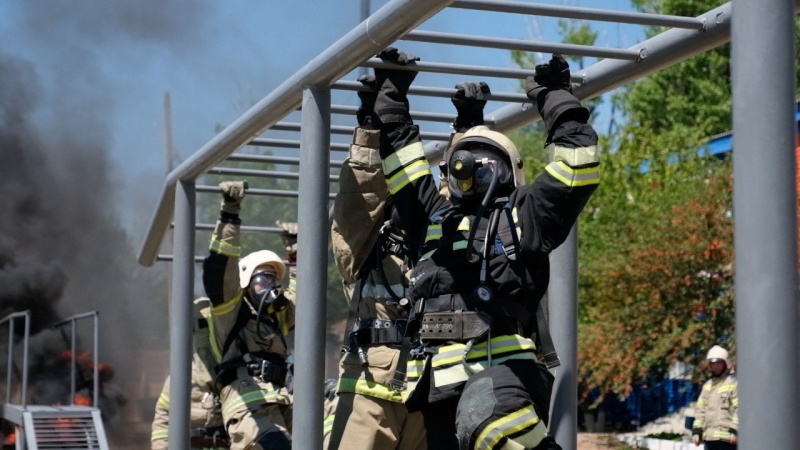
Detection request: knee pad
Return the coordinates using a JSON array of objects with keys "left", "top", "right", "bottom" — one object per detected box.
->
[
  {"left": 455, "top": 361, "right": 553, "bottom": 450},
  {"left": 254, "top": 431, "right": 292, "bottom": 450}
]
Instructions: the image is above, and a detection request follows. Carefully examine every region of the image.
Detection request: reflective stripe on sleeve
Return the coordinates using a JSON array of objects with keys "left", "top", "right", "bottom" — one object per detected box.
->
[
  {"left": 425, "top": 224, "right": 443, "bottom": 243},
  {"left": 475, "top": 404, "right": 546, "bottom": 450},
  {"left": 151, "top": 429, "right": 169, "bottom": 442},
  {"left": 383, "top": 142, "right": 430, "bottom": 194},
  {"left": 157, "top": 392, "right": 169, "bottom": 409},
  {"left": 545, "top": 161, "right": 600, "bottom": 187},
  {"left": 209, "top": 237, "right": 240, "bottom": 257}
]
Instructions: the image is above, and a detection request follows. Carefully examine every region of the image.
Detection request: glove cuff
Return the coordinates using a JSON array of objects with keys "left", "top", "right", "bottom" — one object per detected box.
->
[
  {"left": 375, "top": 105, "right": 412, "bottom": 125},
  {"left": 349, "top": 128, "right": 382, "bottom": 167},
  {"left": 220, "top": 202, "right": 241, "bottom": 216},
  {"left": 452, "top": 113, "right": 484, "bottom": 131},
  {"left": 534, "top": 88, "right": 589, "bottom": 138}
]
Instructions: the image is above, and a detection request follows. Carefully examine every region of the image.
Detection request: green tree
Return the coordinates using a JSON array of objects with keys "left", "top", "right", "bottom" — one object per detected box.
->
[{"left": 574, "top": 0, "right": 800, "bottom": 398}]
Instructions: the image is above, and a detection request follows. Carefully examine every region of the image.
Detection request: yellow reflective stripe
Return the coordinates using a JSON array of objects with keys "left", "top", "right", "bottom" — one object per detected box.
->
[
  {"left": 457, "top": 216, "right": 471, "bottom": 231},
  {"left": 209, "top": 237, "right": 240, "bottom": 257},
  {"left": 211, "top": 294, "right": 242, "bottom": 359},
  {"left": 323, "top": 414, "right": 335, "bottom": 435},
  {"left": 407, "top": 359, "right": 425, "bottom": 380},
  {"left": 274, "top": 309, "right": 291, "bottom": 335},
  {"left": 711, "top": 429, "right": 733, "bottom": 439},
  {"left": 425, "top": 224, "right": 443, "bottom": 243},
  {"left": 212, "top": 293, "right": 241, "bottom": 317},
  {"left": 452, "top": 240, "right": 468, "bottom": 251},
  {"left": 432, "top": 335, "right": 537, "bottom": 368},
  {"left": 222, "top": 390, "right": 287, "bottom": 416},
  {"left": 383, "top": 142, "right": 426, "bottom": 175},
  {"left": 387, "top": 160, "right": 431, "bottom": 194},
  {"left": 151, "top": 429, "right": 169, "bottom": 441},
  {"left": 512, "top": 207, "right": 522, "bottom": 240},
  {"left": 544, "top": 161, "right": 600, "bottom": 187},
  {"left": 335, "top": 377, "right": 407, "bottom": 403},
  {"left": 157, "top": 392, "right": 169, "bottom": 409},
  {"left": 717, "top": 385, "right": 735, "bottom": 393},
  {"left": 433, "top": 351, "right": 538, "bottom": 389},
  {"left": 419, "top": 249, "right": 436, "bottom": 261},
  {"left": 289, "top": 278, "right": 296, "bottom": 292},
  {"left": 476, "top": 404, "right": 544, "bottom": 450}
]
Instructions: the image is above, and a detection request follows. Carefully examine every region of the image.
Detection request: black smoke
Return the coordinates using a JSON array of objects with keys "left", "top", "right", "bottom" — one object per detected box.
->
[{"left": 0, "top": 0, "right": 216, "bottom": 444}]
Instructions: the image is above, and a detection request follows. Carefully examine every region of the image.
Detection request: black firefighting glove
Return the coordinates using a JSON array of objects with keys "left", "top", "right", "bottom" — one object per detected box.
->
[
  {"left": 525, "top": 54, "right": 588, "bottom": 142},
  {"left": 219, "top": 180, "right": 248, "bottom": 216},
  {"left": 356, "top": 74, "right": 377, "bottom": 127},
  {"left": 451, "top": 82, "right": 490, "bottom": 131},
  {"left": 373, "top": 47, "right": 419, "bottom": 125}
]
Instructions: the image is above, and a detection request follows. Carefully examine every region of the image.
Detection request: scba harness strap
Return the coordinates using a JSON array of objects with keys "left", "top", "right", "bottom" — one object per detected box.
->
[{"left": 214, "top": 352, "right": 288, "bottom": 388}]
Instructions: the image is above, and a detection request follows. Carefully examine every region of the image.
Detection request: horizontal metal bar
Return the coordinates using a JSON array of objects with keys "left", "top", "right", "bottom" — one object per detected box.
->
[
  {"left": 207, "top": 166, "right": 339, "bottom": 182},
  {"left": 225, "top": 153, "right": 344, "bottom": 168},
  {"left": 273, "top": 120, "right": 453, "bottom": 141},
  {"left": 332, "top": 80, "right": 529, "bottom": 103},
  {"left": 0, "top": 310, "right": 30, "bottom": 326},
  {"left": 137, "top": 0, "right": 457, "bottom": 267},
  {"left": 360, "top": 58, "right": 582, "bottom": 81},
  {"left": 330, "top": 104, "right": 461, "bottom": 123},
  {"left": 450, "top": 0, "right": 706, "bottom": 30},
  {"left": 192, "top": 223, "right": 286, "bottom": 233},
  {"left": 225, "top": 154, "right": 345, "bottom": 168},
  {"left": 403, "top": 30, "right": 644, "bottom": 61},
  {"left": 157, "top": 254, "right": 296, "bottom": 265},
  {"left": 53, "top": 311, "right": 98, "bottom": 328},
  {"left": 247, "top": 138, "right": 350, "bottom": 151},
  {"left": 196, "top": 185, "right": 337, "bottom": 200}
]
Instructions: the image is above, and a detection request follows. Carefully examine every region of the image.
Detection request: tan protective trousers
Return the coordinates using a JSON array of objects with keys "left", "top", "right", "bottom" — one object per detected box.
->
[{"left": 326, "top": 392, "right": 426, "bottom": 450}]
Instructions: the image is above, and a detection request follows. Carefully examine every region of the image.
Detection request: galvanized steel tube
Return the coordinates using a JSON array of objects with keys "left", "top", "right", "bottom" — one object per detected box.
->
[
  {"left": 292, "top": 87, "right": 331, "bottom": 450},
  {"left": 732, "top": 0, "right": 798, "bottom": 448}
]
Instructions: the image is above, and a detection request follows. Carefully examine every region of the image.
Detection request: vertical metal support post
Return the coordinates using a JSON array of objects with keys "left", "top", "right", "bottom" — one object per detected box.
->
[
  {"left": 548, "top": 225, "right": 578, "bottom": 450},
  {"left": 732, "top": 0, "right": 798, "bottom": 449},
  {"left": 6, "top": 320, "right": 12, "bottom": 404},
  {"left": 70, "top": 322, "right": 76, "bottom": 405},
  {"left": 21, "top": 311, "right": 28, "bottom": 407},
  {"left": 93, "top": 312, "right": 100, "bottom": 408},
  {"left": 293, "top": 86, "right": 331, "bottom": 450},
  {"left": 167, "top": 180, "right": 196, "bottom": 450}
]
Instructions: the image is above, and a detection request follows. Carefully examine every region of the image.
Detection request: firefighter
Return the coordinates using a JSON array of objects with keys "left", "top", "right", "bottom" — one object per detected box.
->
[
  {"left": 369, "top": 48, "right": 600, "bottom": 450},
  {"left": 327, "top": 74, "right": 426, "bottom": 450},
  {"left": 691, "top": 345, "right": 738, "bottom": 449},
  {"left": 150, "top": 297, "right": 229, "bottom": 449},
  {"left": 202, "top": 181, "right": 294, "bottom": 450}
]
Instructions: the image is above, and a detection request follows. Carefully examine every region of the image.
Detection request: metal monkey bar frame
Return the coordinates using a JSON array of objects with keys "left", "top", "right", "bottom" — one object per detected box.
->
[{"left": 136, "top": 1, "right": 799, "bottom": 449}]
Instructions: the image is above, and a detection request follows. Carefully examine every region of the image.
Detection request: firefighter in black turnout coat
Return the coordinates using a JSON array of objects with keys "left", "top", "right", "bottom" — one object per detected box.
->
[{"left": 369, "top": 48, "right": 600, "bottom": 450}]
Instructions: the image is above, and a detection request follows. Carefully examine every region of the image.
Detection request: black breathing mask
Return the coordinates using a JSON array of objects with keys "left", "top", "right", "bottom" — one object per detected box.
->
[{"left": 443, "top": 145, "right": 513, "bottom": 206}]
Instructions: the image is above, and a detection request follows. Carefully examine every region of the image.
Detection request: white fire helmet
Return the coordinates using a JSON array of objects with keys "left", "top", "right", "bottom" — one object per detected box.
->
[
  {"left": 238, "top": 250, "right": 287, "bottom": 289},
  {"left": 706, "top": 345, "right": 729, "bottom": 367},
  {"left": 444, "top": 126, "right": 525, "bottom": 202}
]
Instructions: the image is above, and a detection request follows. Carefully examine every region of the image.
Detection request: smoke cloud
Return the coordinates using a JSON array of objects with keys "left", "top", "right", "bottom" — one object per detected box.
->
[{"left": 0, "top": 0, "right": 216, "bottom": 444}]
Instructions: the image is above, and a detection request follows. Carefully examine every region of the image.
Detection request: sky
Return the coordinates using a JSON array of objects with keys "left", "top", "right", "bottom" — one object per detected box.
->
[{"left": 0, "top": 0, "right": 645, "bottom": 248}]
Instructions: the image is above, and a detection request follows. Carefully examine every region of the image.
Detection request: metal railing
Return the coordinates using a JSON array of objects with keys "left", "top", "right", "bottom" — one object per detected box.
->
[
  {"left": 1, "top": 310, "right": 30, "bottom": 407},
  {"left": 53, "top": 311, "right": 101, "bottom": 408}
]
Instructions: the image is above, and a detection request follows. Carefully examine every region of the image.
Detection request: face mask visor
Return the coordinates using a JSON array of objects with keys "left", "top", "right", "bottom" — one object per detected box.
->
[{"left": 248, "top": 271, "right": 278, "bottom": 300}]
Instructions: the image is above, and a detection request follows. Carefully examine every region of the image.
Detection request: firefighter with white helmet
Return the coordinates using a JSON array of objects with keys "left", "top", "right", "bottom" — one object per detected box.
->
[
  {"left": 202, "top": 180, "right": 295, "bottom": 450},
  {"left": 369, "top": 49, "right": 600, "bottom": 450},
  {"left": 692, "top": 345, "right": 738, "bottom": 449},
  {"left": 150, "top": 297, "right": 229, "bottom": 449}
]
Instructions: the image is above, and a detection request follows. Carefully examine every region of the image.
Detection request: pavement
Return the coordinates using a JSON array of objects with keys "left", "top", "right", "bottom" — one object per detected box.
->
[{"left": 577, "top": 433, "right": 627, "bottom": 449}]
